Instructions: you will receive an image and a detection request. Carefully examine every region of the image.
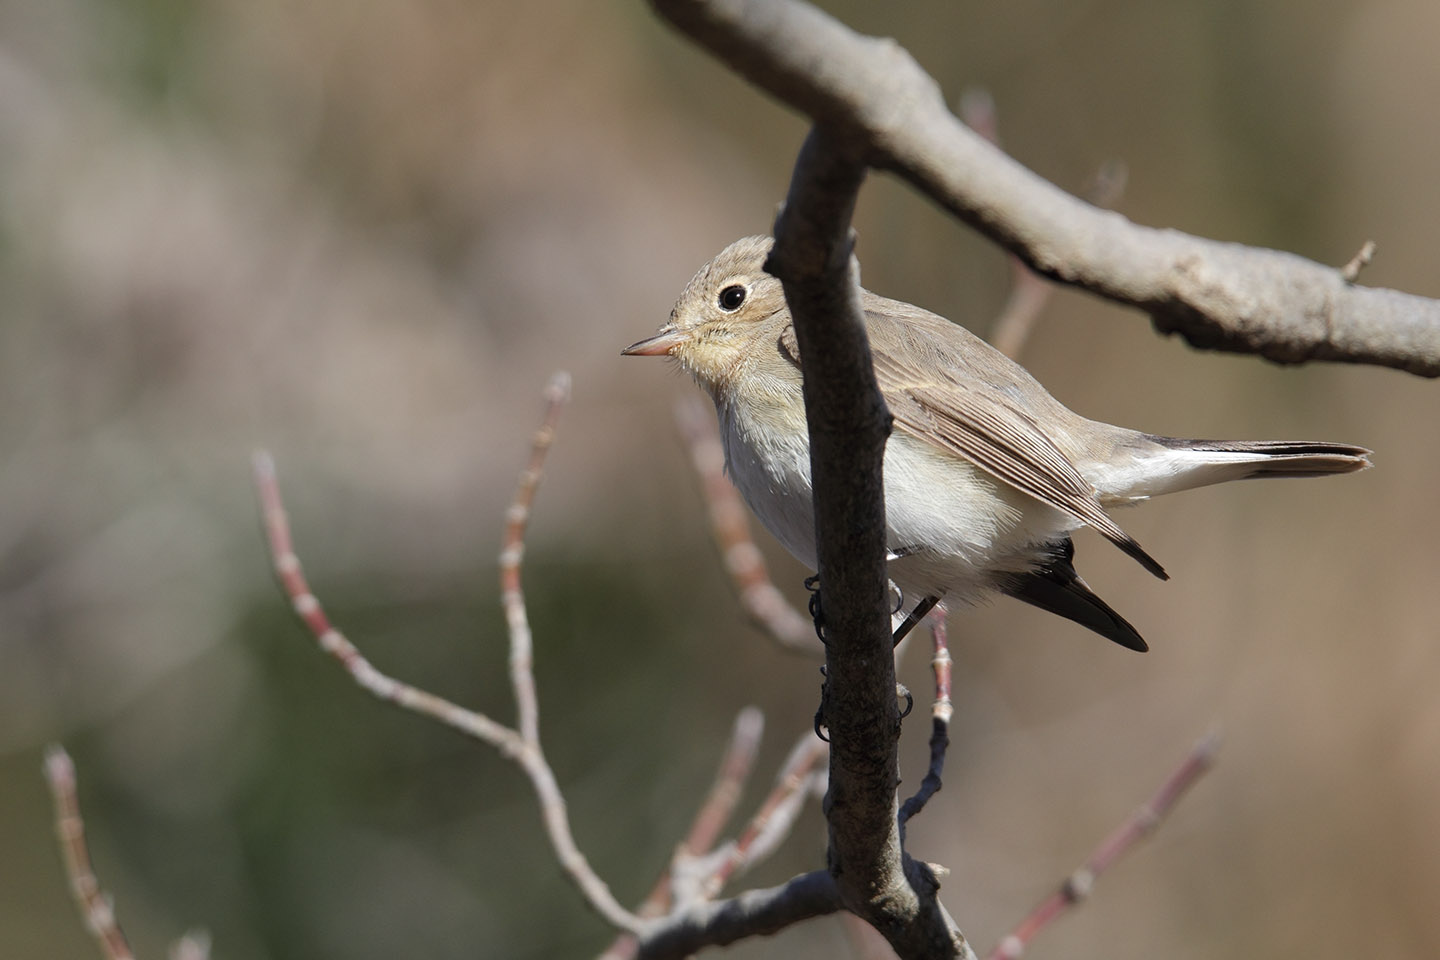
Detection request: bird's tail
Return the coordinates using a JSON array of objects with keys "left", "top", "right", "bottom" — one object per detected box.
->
[{"left": 1106, "top": 437, "right": 1371, "bottom": 500}]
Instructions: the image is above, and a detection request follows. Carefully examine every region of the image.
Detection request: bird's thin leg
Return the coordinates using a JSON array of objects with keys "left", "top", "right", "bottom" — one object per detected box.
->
[{"left": 893, "top": 595, "right": 940, "bottom": 647}]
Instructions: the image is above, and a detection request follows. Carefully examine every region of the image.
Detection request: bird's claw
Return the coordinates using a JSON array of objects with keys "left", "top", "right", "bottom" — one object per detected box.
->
[{"left": 804, "top": 575, "right": 826, "bottom": 643}]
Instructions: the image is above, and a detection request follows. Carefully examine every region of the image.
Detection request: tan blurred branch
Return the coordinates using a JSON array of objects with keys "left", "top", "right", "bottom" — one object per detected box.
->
[
  {"left": 252, "top": 373, "right": 644, "bottom": 935},
  {"left": 675, "top": 398, "right": 820, "bottom": 654},
  {"left": 651, "top": 0, "right": 1440, "bottom": 378},
  {"left": 957, "top": 89, "right": 1128, "bottom": 360},
  {"left": 986, "top": 730, "right": 1220, "bottom": 960}
]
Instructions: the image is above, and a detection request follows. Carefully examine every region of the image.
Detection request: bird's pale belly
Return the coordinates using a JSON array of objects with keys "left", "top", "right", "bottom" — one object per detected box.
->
[{"left": 718, "top": 401, "right": 1078, "bottom": 605}]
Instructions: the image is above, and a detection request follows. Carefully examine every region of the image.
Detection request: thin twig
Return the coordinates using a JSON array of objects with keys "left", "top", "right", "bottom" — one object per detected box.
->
[
  {"left": 502, "top": 372, "right": 570, "bottom": 748},
  {"left": 959, "top": 88, "right": 1127, "bottom": 360},
  {"left": 898, "top": 606, "right": 951, "bottom": 836},
  {"left": 683, "top": 706, "right": 768, "bottom": 862},
  {"left": 43, "top": 745, "right": 137, "bottom": 960},
  {"left": 675, "top": 399, "right": 819, "bottom": 653},
  {"left": 987, "top": 730, "right": 1221, "bottom": 960},
  {"left": 697, "top": 730, "right": 830, "bottom": 899},
  {"left": 598, "top": 707, "right": 767, "bottom": 960},
  {"left": 253, "top": 373, "right": 643, "bottom": 934},
  {"left": 1340, "top": 240, "right": 1377, "bottom": 283}
]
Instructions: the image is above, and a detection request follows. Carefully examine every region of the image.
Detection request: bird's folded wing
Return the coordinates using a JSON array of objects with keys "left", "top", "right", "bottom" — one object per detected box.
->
[{"left": 872, "top": 349, "right": 1168, "bottom": 580}]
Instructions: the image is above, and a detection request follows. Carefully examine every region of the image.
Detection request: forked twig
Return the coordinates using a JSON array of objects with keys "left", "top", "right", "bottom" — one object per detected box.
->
[
  {"left": 253, "top": 372, "right": 643, "bottom": 934},
  {"left": 694, "top": 730, "right": 829, "bottom": 900},
  {"left": 606, "top": 705, "right": 767, "bottom": 958},
  {"left": 987, "top": 730, "right": 1220, "bottom": 959},
  {"left": 43, "top": 745, "right": 136, "bottom": 960},
  {"left": 599, "top": 713, "right": 828, "bottom": 960}
]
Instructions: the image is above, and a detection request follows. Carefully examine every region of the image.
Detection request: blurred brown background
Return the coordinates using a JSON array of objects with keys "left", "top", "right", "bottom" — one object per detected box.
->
[{"left": 1, "top": 0, "right": 1437, "bottom": 957}]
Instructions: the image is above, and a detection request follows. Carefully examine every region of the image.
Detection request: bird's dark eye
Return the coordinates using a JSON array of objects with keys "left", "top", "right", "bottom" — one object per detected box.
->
[{"left": 718, "top": 285, "right": 747, "bottom": 312}]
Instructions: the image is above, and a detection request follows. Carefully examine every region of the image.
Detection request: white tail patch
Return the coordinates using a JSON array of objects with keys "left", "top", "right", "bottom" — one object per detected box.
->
[{"left": 1094, "top": 439, "right": 1370, "bottom": 502}]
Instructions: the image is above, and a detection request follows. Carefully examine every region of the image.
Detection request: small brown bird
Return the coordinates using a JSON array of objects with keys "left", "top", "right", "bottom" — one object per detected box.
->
[{"left": 624, "top": 236, "right": 1370, "bottom": 651}]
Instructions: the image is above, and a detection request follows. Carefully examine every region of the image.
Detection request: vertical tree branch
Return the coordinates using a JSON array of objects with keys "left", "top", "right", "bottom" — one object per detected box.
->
[{"left": 763, "top": 123, "right": 970, "bottom": 957}]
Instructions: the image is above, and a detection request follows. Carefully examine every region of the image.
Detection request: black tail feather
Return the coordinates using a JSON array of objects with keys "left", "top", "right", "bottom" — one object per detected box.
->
[{"left": 1002, "top": 540, "right": 1147, "bottom": 651}]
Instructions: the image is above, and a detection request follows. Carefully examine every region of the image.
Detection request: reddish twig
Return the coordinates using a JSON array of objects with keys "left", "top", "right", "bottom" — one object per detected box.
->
[
  {"left": 253, "top": 372, "right": 643, "bottom": 934},
  {"left": 695, "top": 729, "right": 829, "bottom": 900},
  {"left": 682, "top": 706, "right": 768, "bottom": 864},
  {"left": 987, "top": 730, "right": 1221, "bottom": 960},
  {"left": 899, "top": 606, "right": 952, "bottom": 835},
  {"left": 43, "top": 745, "right": 136, "bottom": 960},
  {"left": 599, "top": 707, "right": 768, "bottom": 960},
  {"left": 501, "top": 373, "right": 569, "bottom": 747},
  {"left": 675, "top": 399, "right": 820, "bottom": 654}
]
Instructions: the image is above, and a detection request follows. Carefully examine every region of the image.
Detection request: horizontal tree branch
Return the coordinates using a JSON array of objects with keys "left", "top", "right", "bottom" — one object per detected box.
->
[
  {"left": 652, "top": 0, "right": 1440, "bottom": 377},
  {"left": 635, "top": 871, "right": 842, "bottom": 960}
]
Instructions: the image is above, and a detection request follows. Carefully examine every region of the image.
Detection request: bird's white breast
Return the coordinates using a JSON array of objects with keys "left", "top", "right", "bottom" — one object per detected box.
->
[{"left": 715, "top": 395, "right": 1079, "bottom": 604}]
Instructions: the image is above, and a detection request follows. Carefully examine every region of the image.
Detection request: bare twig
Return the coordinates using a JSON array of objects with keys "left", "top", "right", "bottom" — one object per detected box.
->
[
  {"left": 695, "top": 730, "right": 829, "bottom": 899},
  {"left": 651, "top": 0, "right": 1440, "bottom": 377},
  {"left": 683, "top": 706, "right": 768, "bottom": 866},
  {"left": 958, "top": 88, "right": 1128, "bottom": 360},
  {"left": 675, "top": 399, "right": 819, "bottom": 654},
  {"left": 987, "top": 730, "right": 1221, "bottom": 960},
  {"left": 253, "top": 373, "right": 643, "bottom": 934},
  {"left": 898, "top": 606, "right": 952, "bottom": 836},
  {"left": 599, "top": 707, "right": 768, "bottom": 960},
  {"left": 43, "top": 745, "right": 137, "bottom": 960},
  {"left": 1340, "top": 240, "right": 1377, "bottom": 283},
  {"left": 253, "top": 450, "right": 518, "bottom": 748},
  {"left": 501, "top": 372, "right": 569, "bottom": 748}
]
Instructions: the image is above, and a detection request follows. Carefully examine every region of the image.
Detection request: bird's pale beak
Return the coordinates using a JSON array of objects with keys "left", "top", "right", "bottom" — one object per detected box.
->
[{"left": 621, "top": 327, "right": 688, "bottom": 357}]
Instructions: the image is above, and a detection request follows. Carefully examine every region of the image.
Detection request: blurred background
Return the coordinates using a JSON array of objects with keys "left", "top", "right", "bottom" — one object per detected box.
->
[{"left": 1, "top": 0, "right": 1437, "bottom": 957}]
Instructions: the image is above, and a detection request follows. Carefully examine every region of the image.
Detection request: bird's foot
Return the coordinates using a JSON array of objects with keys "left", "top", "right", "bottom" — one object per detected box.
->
[
  {"left": 813, "top": 664, "right": 829, "bottom": 742},
  {"left": 804, "top": 574, "right": 826, "bottom": 643}
]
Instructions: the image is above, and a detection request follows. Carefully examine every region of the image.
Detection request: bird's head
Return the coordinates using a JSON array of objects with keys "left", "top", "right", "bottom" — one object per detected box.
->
[{"left": 622, "top": 236, "right": 789, "bottom": 397}]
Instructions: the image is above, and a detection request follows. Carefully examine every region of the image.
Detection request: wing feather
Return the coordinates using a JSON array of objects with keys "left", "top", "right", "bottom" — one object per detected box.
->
[{"left": 868, "top": 324, "right": 1168, "bottom": 580}]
